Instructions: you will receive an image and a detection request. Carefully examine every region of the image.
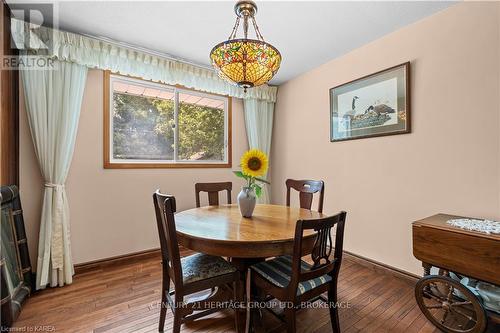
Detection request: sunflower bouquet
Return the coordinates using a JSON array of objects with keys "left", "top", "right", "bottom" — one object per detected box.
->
[{"left": 233, "top": 149, "right": 270, "bottom": 198}]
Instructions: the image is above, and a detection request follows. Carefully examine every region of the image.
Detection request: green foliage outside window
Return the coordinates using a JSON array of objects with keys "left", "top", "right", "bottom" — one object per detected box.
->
[{"left": 112, "top": 92, "right": 225, "bottom": 161}]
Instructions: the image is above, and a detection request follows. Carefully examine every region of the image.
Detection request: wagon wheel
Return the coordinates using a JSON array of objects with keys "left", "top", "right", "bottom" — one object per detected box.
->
[{"left": 415, "top": 275, "right": 486, "bottom": 333}]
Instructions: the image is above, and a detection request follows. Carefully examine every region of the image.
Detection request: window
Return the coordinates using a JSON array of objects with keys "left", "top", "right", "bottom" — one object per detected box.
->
[{"left": 104, "top": 72, "right": 231, "bottom": 168}]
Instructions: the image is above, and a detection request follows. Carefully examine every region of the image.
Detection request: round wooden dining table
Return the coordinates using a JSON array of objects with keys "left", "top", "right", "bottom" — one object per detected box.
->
[
  {"left": 175, "top": 204, "right": 325, "bottom": 258},
  {"left": 175, "top": 204, "right": 326, "bottom": 332}
]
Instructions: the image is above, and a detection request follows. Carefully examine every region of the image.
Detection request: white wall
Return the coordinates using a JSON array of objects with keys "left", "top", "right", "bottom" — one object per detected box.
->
[{"left": 271, "top": 2, "right": 500, "bottom": 275}]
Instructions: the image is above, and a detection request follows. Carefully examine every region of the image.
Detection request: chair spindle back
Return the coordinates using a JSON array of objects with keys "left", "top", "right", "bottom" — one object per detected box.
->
[{"left": 290, "top": 211, "right": 347, "bottom": 290}]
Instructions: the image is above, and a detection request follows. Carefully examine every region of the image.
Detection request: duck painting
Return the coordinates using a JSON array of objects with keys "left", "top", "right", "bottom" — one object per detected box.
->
[{"left": 330, "top": 62, "right": 410, "bottom": 141}]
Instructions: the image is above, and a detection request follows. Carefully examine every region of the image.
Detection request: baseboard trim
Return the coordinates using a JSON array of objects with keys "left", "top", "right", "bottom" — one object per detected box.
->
[
  {"left": 74, "top": 248, "right": 161, "bottom": 275},
  {"left": 343, "top": 251, "right": 420, "bottom": 283}
]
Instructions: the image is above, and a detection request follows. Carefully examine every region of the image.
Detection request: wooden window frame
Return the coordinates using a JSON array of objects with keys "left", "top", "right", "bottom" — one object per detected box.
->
[
  {"left": 1, "top": 3, "right": 20, "bottom": 185},
  {"left": 103, "top": 71, "right": 232, "bottom": 169}
]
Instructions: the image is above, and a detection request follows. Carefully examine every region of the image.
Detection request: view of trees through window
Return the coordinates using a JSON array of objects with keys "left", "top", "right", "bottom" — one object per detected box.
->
[{"left": 111, "top": 78, "right": 227, "bottom": 162}]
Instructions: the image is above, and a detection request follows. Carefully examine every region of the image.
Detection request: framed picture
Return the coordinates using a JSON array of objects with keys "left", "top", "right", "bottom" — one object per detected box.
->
[{"left": 330, "top": 62, "right": 410, "bottom": 142}]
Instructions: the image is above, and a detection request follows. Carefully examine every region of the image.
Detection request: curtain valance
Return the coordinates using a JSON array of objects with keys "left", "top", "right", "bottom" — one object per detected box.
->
[{"left": 11, "top": 19, "right": 277, "bottom": 102}]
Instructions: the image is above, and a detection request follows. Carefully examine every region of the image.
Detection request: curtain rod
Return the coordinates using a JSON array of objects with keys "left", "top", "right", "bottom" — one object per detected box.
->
[{"left": 80, "top": 33, "right": 216, "bottom": 72}]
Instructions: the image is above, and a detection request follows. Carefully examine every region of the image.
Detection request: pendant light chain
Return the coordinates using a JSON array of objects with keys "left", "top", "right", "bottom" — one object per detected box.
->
[
  {"left": 229, "top": 17, "right": 241, "bottom": 40},
  {"left": 251, "top": 17, "right": 265, "bottom": 41},
  {"left": 229, "top": 2, "right": 264, "bottom": 41}
]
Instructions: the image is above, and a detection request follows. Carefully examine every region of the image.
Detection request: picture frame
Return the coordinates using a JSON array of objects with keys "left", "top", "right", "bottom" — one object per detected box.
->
[{"left": 330, "top": 62, "right": 411, "bottom": 142}]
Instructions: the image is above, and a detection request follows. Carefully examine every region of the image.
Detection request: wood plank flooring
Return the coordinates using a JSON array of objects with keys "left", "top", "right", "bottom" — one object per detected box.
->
[{"left": 12, "top": 251, "right": 441, "bottom": 333}]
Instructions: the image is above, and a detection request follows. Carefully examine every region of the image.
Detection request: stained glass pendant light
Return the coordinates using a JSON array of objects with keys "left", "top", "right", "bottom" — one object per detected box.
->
[{"left": 210, "top": 0, "right": 281, "bottom": 92}]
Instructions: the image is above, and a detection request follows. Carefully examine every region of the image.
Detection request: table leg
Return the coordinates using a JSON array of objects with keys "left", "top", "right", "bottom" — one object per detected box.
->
[{"left": 231, "top": 258, "right": 264, "bottom": 333}]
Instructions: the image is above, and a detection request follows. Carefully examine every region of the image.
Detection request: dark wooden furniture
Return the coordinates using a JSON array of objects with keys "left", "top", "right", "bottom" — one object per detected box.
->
[
  {"left": 174, "top": 204, "right": 327, "bottom": 332},
  {"left": 247, "top": 211, "right": 347, "bottom": 333},
  {"left": 286, "top": 179, "right": 325, "bottom": 213},
  {"left": 152, "top": 191, "right": 241, "bottom": 333},
  {"left": 0, "top": 185, "right": 33, "bottom": 329},
  {"left": 412, "top": 214, "right": 500, "bottom": 333},
  {"left": 195, "top": 182, "right": 232, "bottom": 208}
]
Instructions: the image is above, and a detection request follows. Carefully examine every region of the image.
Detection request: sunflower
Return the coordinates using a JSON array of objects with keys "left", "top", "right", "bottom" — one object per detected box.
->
[{"left": 241, "top": 149, "right": 268, "bottom": 178}]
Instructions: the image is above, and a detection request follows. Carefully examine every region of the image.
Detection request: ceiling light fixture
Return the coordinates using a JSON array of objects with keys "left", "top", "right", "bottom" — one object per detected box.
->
[{"left": 210, "top": 0, "right": 281, "bottom": 92}]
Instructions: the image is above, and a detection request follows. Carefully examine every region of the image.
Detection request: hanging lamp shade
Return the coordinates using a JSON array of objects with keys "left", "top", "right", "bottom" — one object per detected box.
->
[{"left": 210, "top": 1, "right": 281, "bottom": 92}]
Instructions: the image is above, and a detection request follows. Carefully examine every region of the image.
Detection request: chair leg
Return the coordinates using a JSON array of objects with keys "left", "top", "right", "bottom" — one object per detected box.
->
[
  {"left": 244, "top": 270, "right": 251, "bottom": 333},
  {"left": 284, "top": 308, "right": 296, "bottom": 333},
  {"left": 172, "top": 292, "right": 184, "bottom": 333},
  {"left": 172, "top": 311, "right": 182, "bottom": 333},
  {"left": 328, "top": 287, "right": 340, "bottom": 333},
  {"left": 158, "top": 293, "right": 167, "bottom": 332},
  {"left": 159, "top": 271, "right": 168, "bottom": 332}
]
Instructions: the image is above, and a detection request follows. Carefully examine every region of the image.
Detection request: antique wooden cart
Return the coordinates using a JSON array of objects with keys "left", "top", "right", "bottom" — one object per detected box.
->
[{"left": 412, "top": 214, "right": 500, "bottom": 333}]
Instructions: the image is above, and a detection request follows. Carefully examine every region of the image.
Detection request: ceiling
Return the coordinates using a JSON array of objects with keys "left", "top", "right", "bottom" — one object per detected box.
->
[{"left": 9, "top": 0, "right": 455, "bottom": 84}]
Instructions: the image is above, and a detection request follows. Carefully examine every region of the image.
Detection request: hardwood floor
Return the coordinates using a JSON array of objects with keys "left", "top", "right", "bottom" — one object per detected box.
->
[{"left": 12, "top": 250, "right": 440, "bottom": 333}]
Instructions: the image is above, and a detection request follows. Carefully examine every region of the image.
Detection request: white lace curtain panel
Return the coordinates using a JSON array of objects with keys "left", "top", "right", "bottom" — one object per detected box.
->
[
  {"left": 21, "top": 59, "right": 88, "bottom": 289},
  {"left": 244, "top": 99, "right": 275, "bottom": 204}
]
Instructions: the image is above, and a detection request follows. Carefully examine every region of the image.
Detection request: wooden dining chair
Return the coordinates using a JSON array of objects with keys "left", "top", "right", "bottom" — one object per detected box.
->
[
  {"left": 153, "top": 190, "right": 241, "bottom": 333},
  {"left": 246, "top": 211, "right": 347, "bottom": 333},
  {"left": 195, "top": 182, "right": 232, "bottom": 207},
  {"left": 286, "top": 179, "right": 325, "bottom": 213}
]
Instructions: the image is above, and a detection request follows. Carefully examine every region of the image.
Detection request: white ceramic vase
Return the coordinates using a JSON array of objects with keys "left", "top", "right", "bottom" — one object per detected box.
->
[{"left": 237, "top": 186, "right": 256, "bottom": 218}]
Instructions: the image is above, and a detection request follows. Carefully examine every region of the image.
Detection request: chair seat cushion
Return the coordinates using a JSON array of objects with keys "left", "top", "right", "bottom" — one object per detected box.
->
[
  {"left": 181, "top": 253, "right": 237, "bottom": 284},
  {"left": 251, "top": 255, "right": 332, "bottom": 296}
]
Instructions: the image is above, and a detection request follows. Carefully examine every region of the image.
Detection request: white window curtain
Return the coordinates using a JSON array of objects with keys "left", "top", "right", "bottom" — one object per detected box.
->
[
  {"left": 21, "top": 59, "right": 88, "bottom": 289},
  {"left": 243, "top": 98, "right": 275, "bottom": 204}
]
